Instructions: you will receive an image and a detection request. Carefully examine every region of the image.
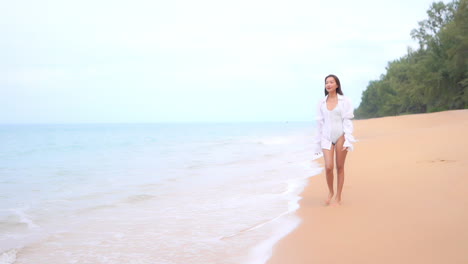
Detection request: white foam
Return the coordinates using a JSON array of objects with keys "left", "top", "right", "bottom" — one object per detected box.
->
[
  {"left": 242, "top": 158, "right": 322, "bottom": 264},
  {"left": 246, "top": 215, "right": 301, "bottom": 264},
  {"left": 11, "top": 208, "right": 39, "bottom": 229},
  {"left": 0, "top": 248, "right": 18, "bottom": 264}
]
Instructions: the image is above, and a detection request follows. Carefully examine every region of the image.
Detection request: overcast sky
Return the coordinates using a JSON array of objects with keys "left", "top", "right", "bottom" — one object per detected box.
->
[{"left": 0, "top": 0, "right": 437, "bottom": 123}]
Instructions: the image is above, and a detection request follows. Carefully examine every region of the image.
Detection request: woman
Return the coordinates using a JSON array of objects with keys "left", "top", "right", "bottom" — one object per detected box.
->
[{"left": 313, "top": 74, "right": 355, "bottom": 206}]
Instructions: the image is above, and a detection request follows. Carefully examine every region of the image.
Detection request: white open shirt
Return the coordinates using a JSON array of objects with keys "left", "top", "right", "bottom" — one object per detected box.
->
[{"left": 313, "top": 94, "right": 356, "bottom": 153}]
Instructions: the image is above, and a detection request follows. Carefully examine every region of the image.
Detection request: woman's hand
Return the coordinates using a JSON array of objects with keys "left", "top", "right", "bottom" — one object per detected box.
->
[{"left": 342, "top": 147, "right": 348, "bottom": 152}]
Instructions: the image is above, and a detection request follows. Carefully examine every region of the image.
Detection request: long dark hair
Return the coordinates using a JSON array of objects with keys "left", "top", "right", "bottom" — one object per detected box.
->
[{"left": 324, "top": 74, "right": 343, "bottom": 96}]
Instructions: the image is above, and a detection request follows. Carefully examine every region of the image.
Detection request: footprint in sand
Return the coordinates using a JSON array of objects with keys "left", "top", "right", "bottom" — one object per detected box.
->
[{"left": 419, "top": 159, "right": 456, "bottom": 164}]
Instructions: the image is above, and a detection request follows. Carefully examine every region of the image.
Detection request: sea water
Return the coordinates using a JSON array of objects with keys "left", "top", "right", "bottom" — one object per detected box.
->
[{"left": 0, "top": 122, "right": 322, "bottom": 264}]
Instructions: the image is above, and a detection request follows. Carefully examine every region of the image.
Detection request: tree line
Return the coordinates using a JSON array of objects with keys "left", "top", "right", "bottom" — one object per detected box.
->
[{"left": 355, "top": 0, "right": 467, "bottom": 119}]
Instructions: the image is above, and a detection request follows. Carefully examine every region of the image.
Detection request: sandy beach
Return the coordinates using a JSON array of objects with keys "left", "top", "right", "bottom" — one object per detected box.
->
[{"left": 267, "top": 109, "right": 468, "bottom": 264}]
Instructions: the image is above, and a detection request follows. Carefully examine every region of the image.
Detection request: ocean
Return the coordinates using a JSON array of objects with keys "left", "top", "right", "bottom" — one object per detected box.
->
[{"left": 0, "top": 122, "right": 322, "bottom": 264}]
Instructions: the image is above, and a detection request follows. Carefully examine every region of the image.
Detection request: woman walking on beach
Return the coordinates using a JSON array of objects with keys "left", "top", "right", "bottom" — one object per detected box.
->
[{"left": 313, "top": 74, "right": 355, "bottom": 206}]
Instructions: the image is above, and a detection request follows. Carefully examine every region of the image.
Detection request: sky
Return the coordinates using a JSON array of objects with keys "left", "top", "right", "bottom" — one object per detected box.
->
[{"left": 0, "top": 0, "right": 438, "bottom": 123}]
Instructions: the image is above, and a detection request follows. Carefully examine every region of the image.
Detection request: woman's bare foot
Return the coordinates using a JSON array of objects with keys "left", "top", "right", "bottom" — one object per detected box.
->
[
  {"left": 325, "top": 192, "right": 334, "bottom": 205},
  {"left": 334, "top": 197, "right": 342, "bottom": 206}
]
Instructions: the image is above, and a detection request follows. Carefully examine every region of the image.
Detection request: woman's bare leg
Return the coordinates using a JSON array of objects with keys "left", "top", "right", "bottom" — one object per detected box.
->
[
  {"left": 322, "top": 146, "right": 335, "bottom": 205},
  {"left": 335, "top": 135, "right": 348, "bottom": 205}
]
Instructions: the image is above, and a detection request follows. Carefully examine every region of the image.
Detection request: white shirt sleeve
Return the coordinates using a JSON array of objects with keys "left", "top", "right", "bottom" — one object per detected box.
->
[
  {"left": 312, "top": 100, "right": 324, "bottom": 153},
  {"left": 342, "top": 97, "right": 356, "bottom": 151}
]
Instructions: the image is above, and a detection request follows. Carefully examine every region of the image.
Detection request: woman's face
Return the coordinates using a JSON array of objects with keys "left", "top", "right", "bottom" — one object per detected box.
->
[{"left": 325, "top": 77, "right": 338, "bottom": 94}]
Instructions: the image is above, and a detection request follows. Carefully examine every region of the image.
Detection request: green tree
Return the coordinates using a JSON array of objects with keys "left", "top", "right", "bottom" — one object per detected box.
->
[{"left": 355, "top": 0, "right": 467, "bottom": 119}]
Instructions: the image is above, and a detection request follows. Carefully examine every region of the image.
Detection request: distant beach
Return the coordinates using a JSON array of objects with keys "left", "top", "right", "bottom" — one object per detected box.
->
[{"left": 267, "top": 109, "right": 468, "bottom": 264}]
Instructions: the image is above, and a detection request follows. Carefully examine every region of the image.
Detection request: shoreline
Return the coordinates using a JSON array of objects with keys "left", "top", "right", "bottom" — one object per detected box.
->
[{"left": 266, "top": 109, "right": 468, "bottom": 264}]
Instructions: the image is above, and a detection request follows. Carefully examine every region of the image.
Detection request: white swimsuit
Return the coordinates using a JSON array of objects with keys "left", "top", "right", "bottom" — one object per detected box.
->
[{"left": 328, "top": 105, "right": 344, "bottom": 144}]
